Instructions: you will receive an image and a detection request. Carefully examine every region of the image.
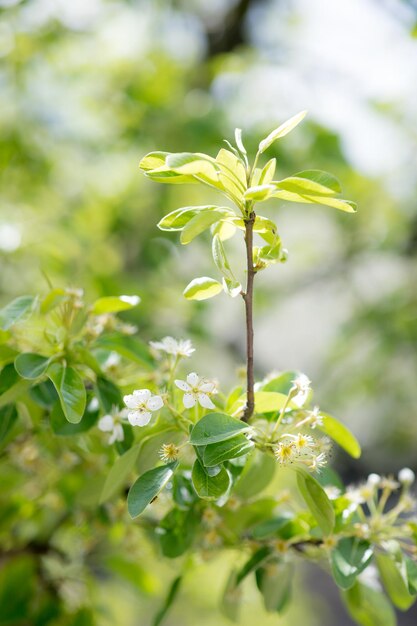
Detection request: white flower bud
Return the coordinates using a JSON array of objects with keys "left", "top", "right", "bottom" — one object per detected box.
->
[
  {"left": 398, "top": 468, "right": 415, "bottom": 486},
  {"left": 367, "top": 473, "right": 381, "bottom": 487}
]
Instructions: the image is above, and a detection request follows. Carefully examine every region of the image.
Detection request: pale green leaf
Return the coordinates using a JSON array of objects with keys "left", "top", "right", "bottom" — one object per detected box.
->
[
  {"left": 183, "top": 277, "right": 223, "bottom": 301},
  {"left": 92, "top": 295, "right": 140, "bottom": 314},
  {"left": 180, "top": 208, "right": 232, "bottom": 245},
  {"left": 296, "top": 468, "right": 335, "bottom": 535},
  {"left": 259, "top": 111, "right": 307, "bottom": 153},
  {"left": 319, "top": 413, "right": 361, "bottom": 459}
]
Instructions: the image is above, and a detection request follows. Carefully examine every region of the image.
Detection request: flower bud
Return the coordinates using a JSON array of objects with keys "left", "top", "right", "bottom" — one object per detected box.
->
[
  {"left": 367, "top": 473, "right": 381, "bottom": 487},
  {"left": 398, "top": 468, "right": 415, "bottom": 486}
]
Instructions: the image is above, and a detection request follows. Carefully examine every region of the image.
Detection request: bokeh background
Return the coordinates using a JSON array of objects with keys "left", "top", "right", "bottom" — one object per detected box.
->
[{"left": 1, "top": 0, "right": 417, "bottom": 624}]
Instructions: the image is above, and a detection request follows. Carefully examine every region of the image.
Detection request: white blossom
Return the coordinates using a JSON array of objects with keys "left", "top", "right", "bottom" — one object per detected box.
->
[
  {"left": 123, "top": 389, "right": 164, "bottom": 426},
  {"left": 290, "top": 374, "right": 311, "bottom": 407},
  {"left": 98, "top": 409, "right": 125, "bottom": 444},
  {"left": 175, "top": 372, "right": 216, "bottom": 409},
  {"left": 150, "top": 336, "right": 195, "bottom": 358}
]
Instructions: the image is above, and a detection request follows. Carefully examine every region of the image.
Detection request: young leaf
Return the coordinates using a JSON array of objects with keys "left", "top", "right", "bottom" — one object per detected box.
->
[
  {"left": 271, "top": 188, "right": 357, "bottom": 213},
  {"left": 318, "top": 413, "right": 361, "bottom": 459},
  {"left": 191, "top": 459, "right": 230, "bottom": 500},
  {"left": 158, "top": 206, "right": 217, "bottom": 231},
  {"left": 47, "top": 363, "right": 86, "bottom": 424},
  {"left": 183, "top": 277, "right": 223, "bottom": 301},
  {"left": 180, "top": 208, "right": 232, "bottom": 245},
  {"left": 203, "top": 434, "right": 254, "bottom": 467},
  {"left": 331, "top": 538, "right": 374, "bottom": 590},
  {"left": 376, "top": 553, "right": 416, "bottom": 611},
  {"left": 14, "top": 353, "right": 51, "bottom": 380},
  {"left": 244, "top": 184, "right": 275, "bottom": 202},
  {"left": 343, "top": 582, "right": 397, "bottom": 626},
  {"left": 259, "top": 111, "right": 307, "bottom": 153},
  {"left": 92, "top": 295, "right": 140, "bottom": 314},
  {"left": 258, "top": 158, "right": 276, "bottom": 185},
  {"left": 139, "top": 151, "right": 169, "bottom": 171},
  {"left": 291, "top": 169, "right": 341, "bottom": 193},
  {"left": 0, "top": 296, "right": 36, "bottom": 330},
  {"left": 234, "top": 128, "right": 247, "bottom": 156},
  {"left": 274, "top": 173, "right": 339, "bottom": 197},
  {"left": 295, "top": 468, "right": 335, "bottom": 535},
  {"left": 127, "top": 462, "right": 178, "bottom": 518},
  {"left": 190, "top": 412, "right": 250, "bottom": 446},
  {"left": 100, "top": 444, "right": 141, "bottom": 503},
  {"left": 166, "top": 152, "right": 218, "bottom": 177},
  {"left": 229, "top": 391, "right": 292, "bottom": 417}
]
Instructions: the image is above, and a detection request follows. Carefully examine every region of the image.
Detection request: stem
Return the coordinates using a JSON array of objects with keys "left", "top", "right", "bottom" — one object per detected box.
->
[{"left": 242, "top": 211, "right": 256, "bottom": 422}]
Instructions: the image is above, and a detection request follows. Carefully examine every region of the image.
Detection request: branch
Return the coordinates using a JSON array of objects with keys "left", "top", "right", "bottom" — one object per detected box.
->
[{"left": 242, "top": 212, "right": 256, "bottom": 422}]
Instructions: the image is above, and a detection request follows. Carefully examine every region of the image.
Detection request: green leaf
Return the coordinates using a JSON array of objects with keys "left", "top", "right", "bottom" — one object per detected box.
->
[
  {"left": 127, "top": 462, "right": 177, "bottom": 518},
  {"left": 183, "top": 277, "right": 223, "bottom": 301},
  {"left": 221, "top": 570, "right": 241, "bottom": 622},
  {"left": 95, "top": 376, "right": 123, "bottom": 412},
  {"left": 296, "top": 468, "right": 335, "bottom": 535},
  {"left": 14, "top": 353, "right": 51, "bottom": 380},
  {"left": 0, "top": 404, "right": 18, "bottom": 444},
  {"left": 258, "top": 158, "right": 276, "bottom": 185},
  {"left": 331, "top": 538, "right": 374, "bottom": 589},
  {"left": 343, "top": 582, "right": 397, "bottom": 626},
  {"left": 234, "top": 450, "right": 276, "bottom": 498},
  {"left": 47, "top": 363, "right": 86, "bottom": 424},
  {"left": 271, "top": 188, "right": 357, "bottom": 213},
  {"left": 50, "top": 400, "right": 98, "bottom": 436},
  {"left": 236, "top": 546, "right": 272, "bottom": 585},
  {"left": 158, "top": 508, "right": 197, "bottom": 558},
  {"left": 191, "top": 459, "right": 230, "bottom": 500},
  {"left": 100, "top": 444, "right": 141, "bottom": 503},
  {"left": 230, "top": 391, "right": 292, "bottom": 417},
  {"left": 259, "top": 111, "right": 307, "bottom": 153},
  {"left": 180, "top": 208, "right": 232, "bottom": 245},
  {"left": 262, "top": 371, "right": 299, "bottom": 394},
  {"left": 376, "top": 553, "right": 416, "bottom": 610},
  {"left": 318, "top": 413, "right": 361, "bottom": 458},
  {"left": 0, "top": 296, "right": 35, "bottom": 330},
  {"left": 139, "top": 151, "right": 169, "bottom": 171},
  {"left": 244, "top": 184, "right": 275, "bottom": 201},
  {"left": 256, "top": 560, "right": 293, "bottom": 613},
  {"left": 152, "top": 575, "right": 182, "bottom": 626},
  {"left": 158, "top": 206, "right": 214, "bottom": 231},
  {"left": 166, "top": 152, "right": 218, "bottom": 177},
  {"left": 190, "top": 412, "right": 250, "bottom": 446},
  {"left": 275, "top": 172, "right": 340, "bottom": 197},
  {"left": 405, "top": 557, "right": 417, "bottom": 594},
  {"left": 234, "top": 128, "right": 247, "bottom": 156},
  {"left": 40, "top": 288, "right": 68, "bottom": 314},
  {"left": 203, "top": 434, "right": 254, "bottom": 467},
  {"left": 92, "top": 295, "right": 140, "bottom": 314}
]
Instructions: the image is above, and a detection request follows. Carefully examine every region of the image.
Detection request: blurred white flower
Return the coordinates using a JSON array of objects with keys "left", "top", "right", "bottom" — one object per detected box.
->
[
  {"left": 150, "top": 336, "right": 195, "bottom": 358},
  {"left": 123, "top": 389, "right": 164, "bottom": 426},
  {"left": 175, "top": 372, "right": 216, "bottom": 409},
  {"left": 98, "top": 409, "right": 125, "bottom": 444},
  {"left": 290, "top": 374, "right": 311, "bottom": 407},
  {"left": 0, "top": 223, "right": 21, "bottom": 252},
  {"left": 309, "top": 406, "right": 323, "bottom": 428},
  {"left": 398, "top": 468, "right": 415, "bottom": 486}
]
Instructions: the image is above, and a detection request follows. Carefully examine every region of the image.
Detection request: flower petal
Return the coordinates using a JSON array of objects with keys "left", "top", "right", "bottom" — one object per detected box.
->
[
  {"left": 98, "top": 415, "right": 114, "bottom": 432},
  {"left": 183, "top": 393, "right": 196, "bottom": 409},
  {"left": 123, "top": 394, "right": 138, "bottom": 409},
  {"left": 128, "top": 410, "right": 152, "bottom": 427},
  {"left": 186, "top": 372, "right": 199, "bottom": 387},
  {"left": 114, "top": 423, "right": 125, "bottom": 442},
  {"left": 146, "top": 395, "right": 164, "bottom": 411},
  {"left": 175, "top": 379, "right": 190, "bottom": 391},
  {"left": 199, "top": 381, "right": 216, "bottom": 393},
  {"left": 198, "top": 393, "right": 215, "bottom": 409},
  {"left": 133, "top": 388, "right": 151, "bottom": 402}
]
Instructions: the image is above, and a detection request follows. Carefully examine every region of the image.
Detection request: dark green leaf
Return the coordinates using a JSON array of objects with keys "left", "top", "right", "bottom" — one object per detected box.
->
[
  {"left": 190, "top": 412, "right": 250, "bottom": 446},
  {"left": 342, "top": 582, "right": 397, "bottom": 626},
  {"left": 47, "top": 363, "right": 86, "bottom": 424},
  {"left": 152, "top": 575, "right": 182, "bottom": 626},
  {"left": 191, "top": 459, "right": 230, "bottom": 500},
  {"left": 203, "top": 434, "right": 254, "bottom": 467},
  {"left": 0, "top": 404, "right": 18, "bottom": 444},
  {"left": 256, "top": 560, "right": 293, "bottom": 613},
  {"left": 234, "top": 451, "right": 276, "bottom": 498},
  {"left": 127, "top": 462, "right": 177, "bottom": 518},
  {"left": 95, "top": 376, "right": 123, "bottom": 412}
]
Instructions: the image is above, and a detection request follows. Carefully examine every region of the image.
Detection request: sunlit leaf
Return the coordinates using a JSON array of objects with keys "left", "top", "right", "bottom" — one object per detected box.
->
[
  {"left": 92, "top": 295, "right": 140, "bottom": 314},
  {"left": 183, "top": 277, "right": 223, "bottom": 301},
  {"left": 259, "top": 111, "right": 307, "bottom": 153}
]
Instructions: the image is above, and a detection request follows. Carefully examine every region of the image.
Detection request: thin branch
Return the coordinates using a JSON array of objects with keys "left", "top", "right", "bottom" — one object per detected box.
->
[{"left": 242, "top": 211, "right": 256, "bottom": 422}]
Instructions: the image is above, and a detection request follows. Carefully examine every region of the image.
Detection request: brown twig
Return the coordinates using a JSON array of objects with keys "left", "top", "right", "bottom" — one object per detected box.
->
[{"left": 242, "top": 212, "right": 256, "bottom": 422}]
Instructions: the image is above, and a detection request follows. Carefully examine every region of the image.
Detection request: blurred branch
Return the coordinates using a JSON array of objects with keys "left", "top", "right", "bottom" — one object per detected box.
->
[{"left": 205, "top": 0, "right": 264, "bottom": 56}]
